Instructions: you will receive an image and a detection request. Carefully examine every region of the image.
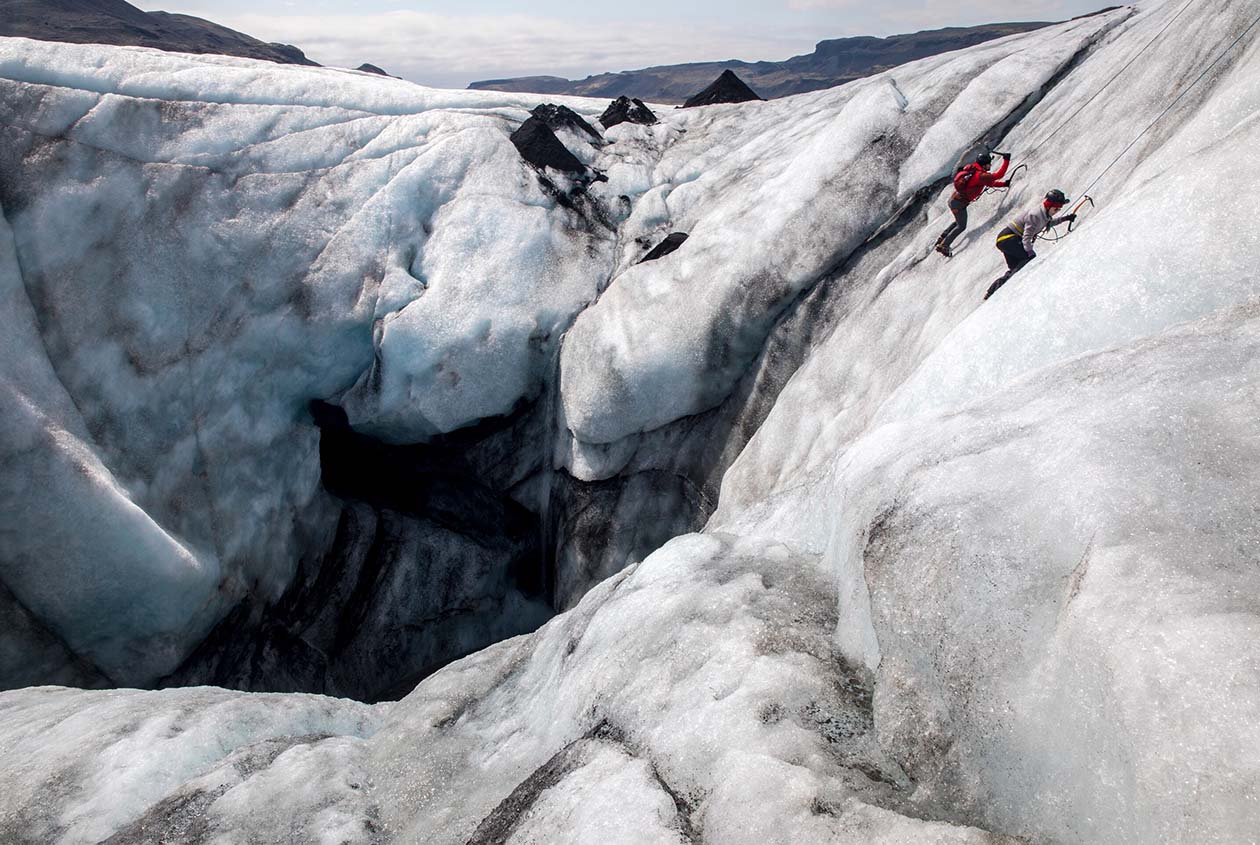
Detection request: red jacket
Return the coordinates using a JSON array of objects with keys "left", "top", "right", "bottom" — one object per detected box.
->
[{"left": 952, "top": 157, "right": 1009, "bottom": 202}]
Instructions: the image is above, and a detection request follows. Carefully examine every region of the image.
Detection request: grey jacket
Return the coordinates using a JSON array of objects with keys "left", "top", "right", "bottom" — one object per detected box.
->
[{"left": 1007, "top": 205, "right": 1070, "bottom": 253}]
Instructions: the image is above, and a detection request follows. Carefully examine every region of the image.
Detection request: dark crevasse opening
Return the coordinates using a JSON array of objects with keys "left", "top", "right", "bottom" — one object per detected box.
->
[
  {"left": 162, "top": 397, "right": 712, "bottom": 703},
  {"left": 154, "top": 39, "right": 1096, "bottom": 703},
  {"left": 164, "top": 401, "right": 547, "bottom": 703},
  {"left": 158, "top": 157, "right": 959, "bottom": 703}
]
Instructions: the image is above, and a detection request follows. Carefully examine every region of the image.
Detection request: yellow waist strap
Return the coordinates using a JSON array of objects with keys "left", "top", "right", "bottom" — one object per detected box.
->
[{"left": 997, "top": 232, "right": 1019, "bottom": 243}]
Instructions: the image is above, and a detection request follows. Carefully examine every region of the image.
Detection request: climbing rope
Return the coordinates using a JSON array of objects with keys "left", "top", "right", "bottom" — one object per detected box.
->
[
  {"left": 983, "top": 162, "right": 1026, "bottom": 196},
  {"left": 1038, "top": 224, "right": 1069, "bottom": 244},
  {"left": 1038, "top": 196, "right": 1093, "bottom": 243},
  {"left": 1034, "top": 3, "right": 1260, "bottom": 240},
  {"left": 1075, "top": 4, "right": 1260, "bottom": 197},
  {"left": 1026, "top": 0, "right": 1197, "bottom": 157}
]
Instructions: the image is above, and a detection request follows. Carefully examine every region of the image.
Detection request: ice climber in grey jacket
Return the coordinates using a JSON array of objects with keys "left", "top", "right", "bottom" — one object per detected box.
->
[{"left": 984, "top": 189, "right": 1076, "bottom": 299}]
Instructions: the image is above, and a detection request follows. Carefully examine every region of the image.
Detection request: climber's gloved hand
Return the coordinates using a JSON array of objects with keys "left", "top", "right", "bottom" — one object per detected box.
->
[
  {"left": 1026, "top": 249, "right": 1037, "bottom": 260},
  {"left": 1064, "top": 213, "right": 1077, "bottom": 223},
  {"left": 1001, "top": 151, "right": 1012, "bottom": 160}
]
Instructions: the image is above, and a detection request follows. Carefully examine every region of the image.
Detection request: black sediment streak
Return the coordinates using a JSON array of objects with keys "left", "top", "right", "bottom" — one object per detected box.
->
[{"left": 465, "top": 735, "right": 593, "bottom": 845}]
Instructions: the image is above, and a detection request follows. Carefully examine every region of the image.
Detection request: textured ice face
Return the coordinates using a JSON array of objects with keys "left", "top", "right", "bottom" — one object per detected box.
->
[
  {"left": 712, "top": 0, "right": 1260, "bottom": 528},
  {"left": 0, "top": 43, "right": 614, "bottom": 684},
  {"left": 0, "top": 535, "right": 1017, "bottom": 844},
  {"left": 830, "top": 302, "right": 1260, "bottom": 843},
  {"left": 0, "top": 685, "right": 383, "bottom": 844},
  {"left": 558, "top": 13, "right": 1117, "bottom": 447},
  {"left": 2, "top": 0, "right": 1260, "bottom": 839}
]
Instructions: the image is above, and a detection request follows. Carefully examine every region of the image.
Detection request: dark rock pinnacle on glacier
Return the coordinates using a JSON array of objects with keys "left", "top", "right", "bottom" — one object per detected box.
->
[
  {"left": 530, "top": 103, "right": 603, "bottom": 143},
  {"left": 510, "top": 117, "right": 587, "bottom": 173},
  {"left": 682, "top": 69, "right": 763, "bottom": 108},
  {"left": 599, "top": 96, "right": 658, "bottom": 129},
  {"left": 639, "top": 232, "right": 689, "bottom": 263}
]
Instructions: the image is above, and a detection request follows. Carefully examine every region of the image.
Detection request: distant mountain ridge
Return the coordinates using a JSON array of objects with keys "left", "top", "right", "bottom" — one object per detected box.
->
[
  {"left": 0, "top": 0, "right": 317, "bottom": 66},
  {"left": 469, "top": 22, "right": 1052, "bottom": 102}
]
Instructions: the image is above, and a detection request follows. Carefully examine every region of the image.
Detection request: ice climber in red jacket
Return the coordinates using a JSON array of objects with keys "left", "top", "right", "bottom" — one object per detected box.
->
[{"left": 935, "top": 151, "right": 1010, "bottom": 257}]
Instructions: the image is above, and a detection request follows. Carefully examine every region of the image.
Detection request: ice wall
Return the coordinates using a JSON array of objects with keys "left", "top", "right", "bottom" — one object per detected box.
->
[
  {"left": 714, "top": 0, "right": 1260, "bottom": 524},
  {"left": 558, "top": 12, "right": 1116, "bottom": 451},
  {"left": 0, "top": 41, "right": 614, "bottom": 687},
  {"left": 0, "top": 6, "right": 1123, "bottom": 689},
  {"left": 1, "top": 0, "right": 1259, "bottom": 840}
]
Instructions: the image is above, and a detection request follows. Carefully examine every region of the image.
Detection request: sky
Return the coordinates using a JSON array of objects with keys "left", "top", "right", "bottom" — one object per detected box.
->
[{"left": 172, "top": 0, "right": 1116, "bottom": 88}]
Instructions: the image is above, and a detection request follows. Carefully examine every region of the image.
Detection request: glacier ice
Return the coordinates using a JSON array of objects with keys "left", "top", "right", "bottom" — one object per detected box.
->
[
  {"left": 0, "top": 38, "right": 617, "bottom": 687},
  {"left": 559, "top": 11, "right": 1117, "bottom": 447},
  {"left": 2, "top": 0, "right": 1260, "bottom": 839},
  {"left": 0, "top": 685, "right": 382, "bottom": 843}
]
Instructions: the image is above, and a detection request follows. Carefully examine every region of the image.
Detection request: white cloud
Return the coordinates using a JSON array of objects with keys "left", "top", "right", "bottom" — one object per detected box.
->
[
  {"left": 184, "top": 9, "right": 817, "bottom": 88},
  {"left": 180, "top": 1, "right": 1109, "bottom": 88},
  {"left": 785, "top": 0, "right": 864, "bottom": 9},
  {"left": 785, "top": 0, "right": 1104, "bottom": 32}
]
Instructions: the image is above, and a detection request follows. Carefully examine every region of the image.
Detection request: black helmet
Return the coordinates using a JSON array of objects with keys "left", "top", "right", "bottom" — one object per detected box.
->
[
  {"left": 1044, "top": 188, "right": 1068, "bottom": 206},
  {"left": 976, "top": 152, "right": 993, "bottom": 167}
]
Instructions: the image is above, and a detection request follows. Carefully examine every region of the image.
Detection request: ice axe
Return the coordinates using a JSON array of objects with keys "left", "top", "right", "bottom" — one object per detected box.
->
[
  {"left": 1067, "top": 194, "right": 1094, "bottom": 232},
  {"left": 1039, "top": 193, "right": 1093, "bottom": 244}
]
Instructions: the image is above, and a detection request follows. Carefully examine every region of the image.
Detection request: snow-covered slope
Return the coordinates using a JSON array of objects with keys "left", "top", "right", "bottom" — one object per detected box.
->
[{"left": 2, "top": 0, "right": 1259, "bottom": 840}]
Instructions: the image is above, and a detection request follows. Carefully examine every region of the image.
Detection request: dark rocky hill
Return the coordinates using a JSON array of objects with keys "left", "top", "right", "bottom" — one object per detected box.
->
[
  {"left": 0, "top": 0, "right": 318, "bottom": 65},
  {"left": 682, "top": 69, "right": 762, "bottom": 108},
  {"left": 469, "top": 22, "right": 1052, "bottom": 103}
]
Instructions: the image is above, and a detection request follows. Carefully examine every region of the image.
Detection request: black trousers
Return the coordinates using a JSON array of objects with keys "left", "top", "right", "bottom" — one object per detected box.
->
[
  {"left": 985, "top": 228, "right": 1033, "bottom": 299},
  {"left": 937, "top": 197, "right": 969, "bottom": 249}
]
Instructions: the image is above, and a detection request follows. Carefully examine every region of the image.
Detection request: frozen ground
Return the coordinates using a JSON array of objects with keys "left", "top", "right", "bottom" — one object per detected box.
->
[{"left": 1, "top": 0, "right": 1259, "bottom": 840}]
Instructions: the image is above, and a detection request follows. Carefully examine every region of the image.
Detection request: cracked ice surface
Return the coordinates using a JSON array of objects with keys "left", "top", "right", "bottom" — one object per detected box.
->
[
  {"left": 1, "top": 0, "right": 1259, "bottom": 840},
  {"left": 0, "top": 40, "right": 614, "bottom": 684},
  {"left": 0, "top": 685, "right": 383, "bottom": 843},
  {"left": 558, "top": 11, "right": 1121, "bottom": 449},
  {"left": 0, "top": 534, "right": 1018, "bottom": 843}
]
